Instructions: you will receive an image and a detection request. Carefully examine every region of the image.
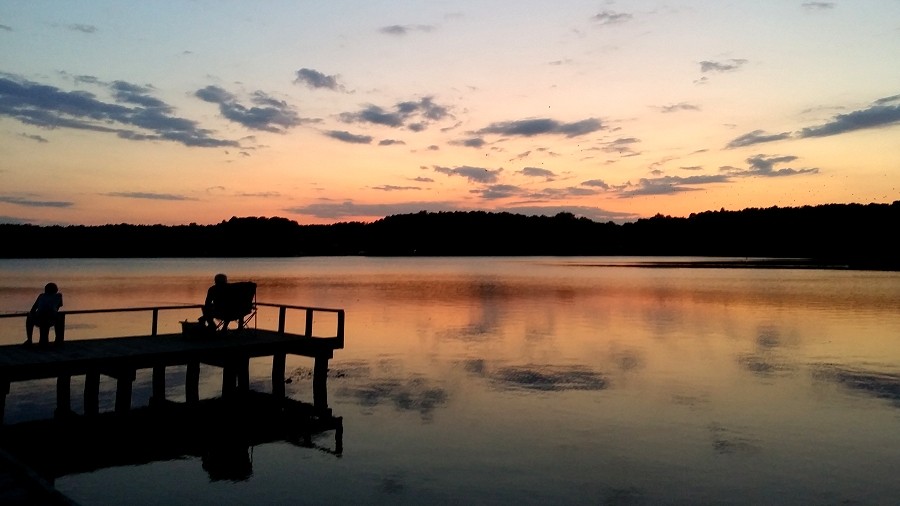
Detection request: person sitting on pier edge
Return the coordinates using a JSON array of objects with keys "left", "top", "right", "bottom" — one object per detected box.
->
[
  {"left": 25, "top": 282, "right": 63, "bottom": 345},
  {"left": 201, "top": 273, "right": 230, "bottom": 331}
]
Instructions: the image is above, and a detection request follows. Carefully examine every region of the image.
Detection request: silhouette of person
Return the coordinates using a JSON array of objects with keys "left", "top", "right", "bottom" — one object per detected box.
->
[
  {"left": 201, "top": 273, "right": 229, "bottom": 330},
  {"left": 25, "top": 282, "right": 63, "bottom": 345}
]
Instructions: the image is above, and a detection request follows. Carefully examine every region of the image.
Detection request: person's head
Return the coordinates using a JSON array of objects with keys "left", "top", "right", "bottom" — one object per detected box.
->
[
  {"left": 44, "top": 282, "right": 58, "bottom": 294},
  {"left": 214, "top": 273, "right": 228, "bottom": 285}
]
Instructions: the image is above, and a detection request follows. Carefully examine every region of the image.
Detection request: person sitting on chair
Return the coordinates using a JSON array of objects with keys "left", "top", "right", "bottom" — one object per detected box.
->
[
  {"left": 25, "top": 282, "right": 63, "bottom": 345},
  {"left": 201, "top": 273, "right": 229, "bottom": 331}
]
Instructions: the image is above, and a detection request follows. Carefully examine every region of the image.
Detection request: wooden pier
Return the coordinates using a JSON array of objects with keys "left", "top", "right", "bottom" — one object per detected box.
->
[{"left": 0, "top": 302, "right": 345, "bottom": 422}]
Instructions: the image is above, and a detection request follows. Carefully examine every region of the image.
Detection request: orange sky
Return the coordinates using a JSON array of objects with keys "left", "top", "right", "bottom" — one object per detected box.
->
[{"left": 1, "top": 1, "right": 899, "bottom": 225}]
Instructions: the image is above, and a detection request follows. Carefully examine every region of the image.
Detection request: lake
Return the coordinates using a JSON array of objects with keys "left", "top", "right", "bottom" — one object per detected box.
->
[{"left": 1, "top": 257, "right": 900, "bottom": 505}]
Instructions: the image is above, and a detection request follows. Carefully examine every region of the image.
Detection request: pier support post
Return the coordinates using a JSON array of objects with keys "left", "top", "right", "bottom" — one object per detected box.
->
[
  {"left": 56, "top": 374, "right": 71, "bottom": 417},
  {"left": 186, "top": 362, "right": 200, "bottom": 403},
  {"left": 84, "top": 372, "right": 100, "bottom": 415},
  {"left": 115, "top": 369, "right": 136, "bottom": 413},
  {"left": 238, "top": 357, "right": 249, "bottom": 392},
  {"left": 0, "top": 379, "right": 9, "bottom": 424},
  {"left": 272, "top": 353, "right": 286, "bottom": 398},
  {"left": 151, "top": 365, "right": 166, "bottom": 406},
  {"left": 313, "top": 355, "right": 329, "bottom": 410}
]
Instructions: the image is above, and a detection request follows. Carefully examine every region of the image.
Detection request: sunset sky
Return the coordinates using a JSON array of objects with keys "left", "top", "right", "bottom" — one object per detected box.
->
[{"left": 2, "top": 1, "right": 899, "bottom": 225}]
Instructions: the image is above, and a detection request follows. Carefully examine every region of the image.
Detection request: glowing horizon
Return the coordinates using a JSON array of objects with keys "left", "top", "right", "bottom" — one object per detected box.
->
[{"left": 1, "top": 1, "right": 899, "bottom": 226}]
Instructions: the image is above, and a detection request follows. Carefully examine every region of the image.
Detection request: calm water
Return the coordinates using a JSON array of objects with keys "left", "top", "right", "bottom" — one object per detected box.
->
[{"left": 1, "top": 257, "right": 900, "bottom": 505}]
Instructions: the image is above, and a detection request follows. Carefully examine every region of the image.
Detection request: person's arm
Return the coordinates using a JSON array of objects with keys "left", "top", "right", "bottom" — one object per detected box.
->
[{"left": 30, "top": 295, "right": 41, "bottom": 313}]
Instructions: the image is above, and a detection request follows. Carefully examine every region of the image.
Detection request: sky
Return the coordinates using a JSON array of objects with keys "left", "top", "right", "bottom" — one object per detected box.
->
[{"left": 1, "top": 0, "right": 899, "bottom": 226}]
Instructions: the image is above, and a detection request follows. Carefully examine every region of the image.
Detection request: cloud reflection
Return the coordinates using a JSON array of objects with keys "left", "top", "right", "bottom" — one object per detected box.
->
[
  {"left": 464, "top": 360, "right": 608, "bottom": 392},
  {"left": 813, "top": 364, "right": 900, "bottom": 406}
]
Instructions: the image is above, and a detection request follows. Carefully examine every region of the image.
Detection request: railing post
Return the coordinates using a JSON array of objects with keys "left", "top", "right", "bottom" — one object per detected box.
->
[
  {"left": 337, "top": 310, "right": 345, "bottom": 347},
  {"left": 151, "top": 309, "right": 159, "bottom": 336},
  {"left": 305, "top": 309, "right": 314, "bottom": 338},
  {"left": 278, "top": 306, "right": 287, "bottom": 334},
  {"left": 55, "top": 313, "right": 66, "bottom": 343}
]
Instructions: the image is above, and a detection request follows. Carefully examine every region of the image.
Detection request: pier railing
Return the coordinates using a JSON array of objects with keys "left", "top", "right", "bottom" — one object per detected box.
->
[{"left": 0, "top": 302, "right": 345, "bottom": 347}]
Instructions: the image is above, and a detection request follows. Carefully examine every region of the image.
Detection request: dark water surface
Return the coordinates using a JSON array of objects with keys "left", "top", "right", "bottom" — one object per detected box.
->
[{"left": 1, "top": 257, "right": 900, "bottom": 505}]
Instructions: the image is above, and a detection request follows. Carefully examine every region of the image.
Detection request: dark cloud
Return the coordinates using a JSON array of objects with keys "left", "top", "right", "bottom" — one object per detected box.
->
[
  {"left": 0, "top": 195, "right": 73, "bottom": 208},
  {"left": 451, "top": 137, "right": 485, "bottom": 148},
  {"left": 379, "top": 24, "right": 435, "bottom": 36},
  {"left": 103, "top": 192, "right": 194, "bottom": 201},
  {"left": 726, "top": 129, "right": 792, "bottom": 148},
  {"left": 434, "top": 165, "right": 502, "bottom": 183},
  {"left": 602, "top": 137, "right": 641, "bottom": 154},
  {"left": 699, "top": 59, "right": 748, "bottom": 73},
  {"left": 412, "top": 177, "right": 433, "bottom": 183},
  {"left": 0, "top": 75, "right": 236, "bottom": 148},
  {"left": 20, "top": 133, "right": 48, "bottom": 143},
  {"left": 68, "top": 24, "right": 97, "bottom": 34},
  {"left": 619, "top": 174, "right": 730, "bottom": 196},
  {"left": 519, "top": 167, "right": 556, "bottom": 180},
  {"left": 194, "top": 85, "right": 301, "bottom": 133},
  {"left": 477, "top": 117, "right": 602, "bottom": 138},
  {"left": 472, "top": 184, "right": 523, "bottom": 200},
  {"left": 592, "top": 11, "right": 633, "bottom": 25},
  {"left": 378, "top": 139, "right": 406, "bottom": 146},
  {"left": 372, "top": 185, "right": 422, "bottom": 191},
  {"left": 802, "top": 2, "right": 835, "bottom": 10},
  {"left": 0, "top": 25, "right": 12, "bottom": 32},
  {"left": 797, "top": 101, "right": 900, "bottom": 138},
  {"left": 340, "top": 97, "right": 450, "bottom": 131},
  {"left": 738, "top": 154, "right": 818, "bottom": 176},
  {"left": 581, "top": 179, "right": 610, "bottom": 190},
  {"left": 325, "top": 130, "right": 373, "bottom": 144},
  {"left": 659, "top": 102, "right": 701, "bottom": 113},
  {"left": 294, "top": 68, "right": 344, "bottom": 91}
]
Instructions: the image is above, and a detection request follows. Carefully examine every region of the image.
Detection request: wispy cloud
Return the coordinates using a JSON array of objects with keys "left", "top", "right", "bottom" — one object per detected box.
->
[
  {"left": 20, "top": 133, "right": 48, "bottom": 143},
  {"left": 618, "top": 175, "right": 730, "bottom": 197},
  {"left": 592, "top": 11, "right": 633, "bottom": 26},
  {"left": 340, "top": 97, "right": 451, "bottom": 131},
  {"left": 0, "top": 195, "right": 74, "bottom": 208},
  {"left": 519, "top": 167, "right": 557, "bottom": 180},
  {"left": 434, "top": 165, "right": 502, "bottom": 184},
  {"left": 726, "top": 129, "right": 791, "bottom": 148},
  {"left": 659, "top": 102, "right": 701, "bottom": 113},
  {"left": 0, "top": 75, "right": 237, "bottom": 148},
  {"left": 477, "top": 117, "right": 602, "bottom": 138},
  {"left": 103, "top": 192, "right": 194, "bottom": 201},
  {"left": 325, "top": 130, "right": 373, "bottom": 144},
  {"left": 294, "top": 68, "right": 346, "bottom": 91},
  {"left": 802, "top": 2, "right": 835, "bottom": 10},
  {"left": 379, "top": 24, "right": 435, "bottom": 36},
  {"left": 699, "top": 59, "right": 748, "bottom": 73},
  {"left": 67, "top": 24, "right": 97, "bottom": 34},
  {"left": 195, "top": 85, "right": 302, "bottom": 133},
  {"left": 798, "top": 99, "right": 900, "bottom": 138}
]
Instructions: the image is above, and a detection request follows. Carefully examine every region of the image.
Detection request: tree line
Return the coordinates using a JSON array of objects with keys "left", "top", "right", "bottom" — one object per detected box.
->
[{"left": 1, "top": 201, "right": 897, "bottom": 270}]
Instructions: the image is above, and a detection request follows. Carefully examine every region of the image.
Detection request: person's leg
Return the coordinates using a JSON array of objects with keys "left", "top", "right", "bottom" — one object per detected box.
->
[
  {"left": 25, "top": 314, "right": 34, "bottom": 344},
  {"left": 38, "top": 324, "right": 51, "bottom": 345}
]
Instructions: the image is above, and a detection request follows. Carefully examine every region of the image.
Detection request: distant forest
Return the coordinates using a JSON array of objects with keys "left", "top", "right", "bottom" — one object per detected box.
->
[{"left": 2, "top": 201, "right": 898, "bottom": 270}]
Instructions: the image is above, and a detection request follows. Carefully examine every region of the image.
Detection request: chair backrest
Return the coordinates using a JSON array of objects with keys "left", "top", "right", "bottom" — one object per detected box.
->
[{"left": 217, "top": 282, "right": 257, "bottom": 320}]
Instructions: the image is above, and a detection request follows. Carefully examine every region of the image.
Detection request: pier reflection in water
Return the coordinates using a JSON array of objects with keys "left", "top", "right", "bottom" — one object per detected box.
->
[{"left": 0, "top": 391, "right": 342, "bottom": 484}]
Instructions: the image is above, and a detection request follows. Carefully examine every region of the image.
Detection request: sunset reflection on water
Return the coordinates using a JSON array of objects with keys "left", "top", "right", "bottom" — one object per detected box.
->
[{"left": 1, "top": 257, "right": 900, "bottom": 505}]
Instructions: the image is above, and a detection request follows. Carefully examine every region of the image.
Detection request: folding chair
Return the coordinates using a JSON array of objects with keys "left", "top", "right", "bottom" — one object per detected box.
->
[{"left": 213, "top": 281, "right": 257, "bottom": 331}]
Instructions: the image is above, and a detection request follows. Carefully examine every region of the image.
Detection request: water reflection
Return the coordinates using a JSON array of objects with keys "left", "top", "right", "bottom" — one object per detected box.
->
[
  {"left": 813, "top": 364, "right": 900, "bottom": 405},
  {"left": 464, "top": 360, "right": 609, "bottom": 392},
  {"left": 0, "top": 392, "right": 342, "bottom": 483}
]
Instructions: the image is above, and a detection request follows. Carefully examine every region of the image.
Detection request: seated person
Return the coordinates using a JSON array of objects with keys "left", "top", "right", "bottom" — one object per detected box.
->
[
  {"left": 201, "top": 273, "right": 230, "bottom": 330},
  {"left": 25, "top": 282, "right": 63, "bottom": 345}
]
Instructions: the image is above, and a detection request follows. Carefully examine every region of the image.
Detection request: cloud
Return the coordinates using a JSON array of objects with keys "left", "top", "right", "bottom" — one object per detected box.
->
[
  {"left": 103, "top": 192, "right": 194, "bottom": 201},
  {"left": 477, "top": 117, "right": 602, "bottom": 138},
  {"left": 450, "top": 137, "right": 486, "bottom": 148},
  {"left": 194, "top": 85, "right": 301, "bottom": 133},
  {"left": 20, "top": 133, "right": 48, "bottom": 143},
  {"left": 797, "top": 100, "right": 900, "bottom": 138},
  {"left": 68, "top": 24, "right": 97, "bottom": 34},
  {"left": 284, "top": 200, "right": 461, "bottom": 220},
  {"left": 294, "top": 68, "right": 344, "bottom": 91},
  {"left": 0, "top": 74, "right": 237, "bottom": 148},
  {"left": 618, "top": 174, "right": 731, "bottom": 196},
  {"left": 325, "top": 130, "right": 373, "bottom": 144},
  {"left": 372, "top": 185, "right": 422, "bottom": 191},
  {"left": 602, "top": 137, "right": 641, "bottom": 155},
  {"left": 378, "top": 139, "right": 406, "bottom": 146},
  {"left": 434, "top": 165, "right": 502, "bottom": 184},
  {"left": 802, "top": 2, "right": 835, "bottom": 10},
  {"left": 726, "top": 129, "right": 791, "bottom": 148},
  {"left": 659, "top": 102, "right": 701, "bottom": 113},
  {"left": 0, "top": 195, "right": 74, "bottom": 208},
  {"left": 0, "top": 24, "right": 12, "bottom": 32},
  {"left": 738, "top": 154, "right": 819, "bottom": 176},
  {"left": 592, "top": 11, "right": 633, "bottom": 25},
  {"left": 379, "top": 24, "right": 435, "bottom": 36},
  {"left": 699, "top": 59, "right": 748, "bottom": 73},
  {"left": 581, "top": 179, "right": 610, "bottom": 190},
  {"left": 340, "top": 97, "right": 451, "bottom": 131},
  {"left": 519, "top": 167, "right": 557, "bottom": 180}
]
